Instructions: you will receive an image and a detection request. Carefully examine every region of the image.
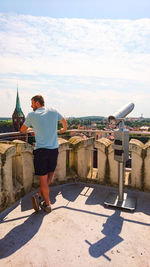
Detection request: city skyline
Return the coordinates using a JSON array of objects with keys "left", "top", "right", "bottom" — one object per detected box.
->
[{"left": 0, "top": 1, "right": 150, "bottom": 118}]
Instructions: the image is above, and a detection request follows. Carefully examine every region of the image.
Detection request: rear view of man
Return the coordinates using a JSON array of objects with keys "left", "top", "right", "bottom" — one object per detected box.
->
[{"left": 20, "top": 95, "right": 68, "bottom": 213}]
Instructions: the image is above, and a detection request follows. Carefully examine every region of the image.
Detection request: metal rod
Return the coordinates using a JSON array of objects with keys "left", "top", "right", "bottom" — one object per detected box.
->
[
  {"left": 118, "top": 162, "right": 124, "bottom": 201},
  {"left": 1, "top": 129, "right": 150, "bottom": 139},
  {"left": 0, "top": 131, "right": 26, "bottom": 138}
]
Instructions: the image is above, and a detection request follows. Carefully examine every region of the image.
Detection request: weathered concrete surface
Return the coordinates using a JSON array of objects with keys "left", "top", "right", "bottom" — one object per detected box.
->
[{"left": 0, "top": 182, "right": 150, "bottom": 267}]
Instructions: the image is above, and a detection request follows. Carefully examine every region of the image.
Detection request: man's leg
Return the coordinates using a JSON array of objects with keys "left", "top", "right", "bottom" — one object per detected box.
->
[
  {"left": 36, "top": 149, "right": 58, "bottom": 212},
  {"left": 40, "top": 174, "right": 50, "bottom": 206},
  {"left": 47, "top": 172, "right": 54, "bottom": 185},
  {"left": 38, "top": 189, "right": 42, "bottom": 198},
  {"left": 38, "top": 188, "right": 42, "bottom": 198},
  {"left": 32, "top": 149, "right": 52, "bottom": 212},
  {"left": 38, "top": 172, "right": 54, "bottom": 199}
]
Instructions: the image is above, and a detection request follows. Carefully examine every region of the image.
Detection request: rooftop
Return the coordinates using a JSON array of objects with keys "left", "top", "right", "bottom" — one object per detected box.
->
[{"left": 0, "top": 182, "right": 150, "bottom": 267}]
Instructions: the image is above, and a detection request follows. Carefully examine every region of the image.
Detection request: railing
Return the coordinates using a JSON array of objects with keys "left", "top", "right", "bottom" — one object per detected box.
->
[
  {"left": 1, "top": 129, "right": 150, "bottom": 141},
  {"left": 0, "top": 131, "right": 27, "bottom": 141}
]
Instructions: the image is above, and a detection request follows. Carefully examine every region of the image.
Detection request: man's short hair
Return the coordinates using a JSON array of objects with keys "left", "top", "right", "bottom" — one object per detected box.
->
[{"left": 31, "top": 95, "right": 45, "bottom": 106}]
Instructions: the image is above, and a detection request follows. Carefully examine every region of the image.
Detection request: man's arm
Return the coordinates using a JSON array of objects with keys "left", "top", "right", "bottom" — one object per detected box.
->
[
  {"left": 58, "top": 117, "right": 68, "bottom": 134},
  {"left": 20, "top": 124, "right": 33, "bottom": 133}
]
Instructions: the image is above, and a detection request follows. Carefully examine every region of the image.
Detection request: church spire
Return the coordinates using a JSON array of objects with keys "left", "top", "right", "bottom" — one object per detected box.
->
[
  {"left": 12, "top": 88, "right": 25, "bottom": 131},
  {"left": 15, "top": 88, "right": 24, "bottom": 117}
]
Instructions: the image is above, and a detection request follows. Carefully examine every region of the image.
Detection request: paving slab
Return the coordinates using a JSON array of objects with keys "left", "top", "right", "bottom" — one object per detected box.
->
[{"left": 0, "top": 182, "right": 150, "bottom": 267}]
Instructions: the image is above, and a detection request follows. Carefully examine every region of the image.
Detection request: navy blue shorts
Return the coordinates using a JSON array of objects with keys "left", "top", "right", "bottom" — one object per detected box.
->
[{"left": 33, "top": 148, "right": 58, "bottom": 175}]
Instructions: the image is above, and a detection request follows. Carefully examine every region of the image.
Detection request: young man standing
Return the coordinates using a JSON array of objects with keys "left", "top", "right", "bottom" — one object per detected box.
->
[{"left": 20, "top": 95, "right": 68, "bottom": 213}]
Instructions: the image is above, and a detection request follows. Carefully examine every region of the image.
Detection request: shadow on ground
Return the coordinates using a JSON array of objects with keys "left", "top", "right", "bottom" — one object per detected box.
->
[
  {"left": 0, "top": 182, "right": 150, "bottom": 261},
  {"left": 0, "top": 210, "right": 46, "bottom": 259},
  {"left": 85, "top": 210, "right": 124, "bottom": 261}
]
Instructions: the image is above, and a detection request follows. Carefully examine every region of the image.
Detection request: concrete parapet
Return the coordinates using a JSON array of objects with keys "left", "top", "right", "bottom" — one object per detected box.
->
[
  {"left": 95, "top": 138, "right": 118, "bottom": 184},
  {"left": 68, "top": 136, "right": 95, "bottom": 178},
  {"left": 12, "top": 140, "right": 34, "bottom": 194},
  {"left": 0, "top": 140, "right": 34, "bottom": 211},
  {"left": 95, "top": 137, "right": 150, "bottom": 191},
  {"left": 0, "top": 143, "right": 16, "bottom": 211},
  {"left": 0, "top": 138, "right": 70, "bottom": 210},
  {"left": 53, "top": 138, "right": 69, "bottom": 182},
  {"left": 1, "top": 134, "right": 150, "bottom": 212},
  {"left": 129, "top": 139, "right": 145, "bottom": 189},
  {"left": 144, "top": 140, "right": 150, "bottom": 190}
]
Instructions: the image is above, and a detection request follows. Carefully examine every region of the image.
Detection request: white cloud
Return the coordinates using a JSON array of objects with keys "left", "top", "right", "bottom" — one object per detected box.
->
[
  {"left": 0, "top": 14, "right": 150, "bottom": 117},
  {"left": 0, "top": 15, "right": 150, "bottom": 79},
  {"left": 0, "top": 74, "right": 149, "bottom": 117}
]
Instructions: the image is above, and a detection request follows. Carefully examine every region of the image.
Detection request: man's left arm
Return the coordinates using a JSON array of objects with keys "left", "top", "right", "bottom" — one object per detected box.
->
[{"left": 58, "top": 117, "right": 68, "bottom": 134}]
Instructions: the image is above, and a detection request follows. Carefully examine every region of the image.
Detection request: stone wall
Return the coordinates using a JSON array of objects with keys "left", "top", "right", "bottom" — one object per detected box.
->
[
  {"left": 68, "top": 136, "right": 95, "bottom": 178},
  {"left": 0, "top": 143, "right": 16, "bottom": 211},
  {"left": 144, "top": 141, "right": 150, "bottom": 191},
  {"left": 0, "top": 138, "right": 69, "bottom": 211},
  {"left": 95, "top": 137, "right": 150, "bottom": 191},
  {"left": 129, "top": 139, "right": 145, "bottom": 189},
  {"left": 1, "top": 136, "right": 150, "bottom": 211},
  {"left": 129, "top": 139, "right": 150, "bottom": 191}
]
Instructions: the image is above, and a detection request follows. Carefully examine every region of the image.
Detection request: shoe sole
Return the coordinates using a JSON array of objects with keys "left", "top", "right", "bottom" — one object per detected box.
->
[
  {"left": 31, "top": 196, "right": 39, "bottom": 212},
  {"left": 40, "top": 203, "right": 52, "bottom": 213}
]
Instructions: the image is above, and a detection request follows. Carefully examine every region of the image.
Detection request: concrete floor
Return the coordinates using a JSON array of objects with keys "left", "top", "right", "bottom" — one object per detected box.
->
[{"left": 0, "top": 182, "right": 150, "bottom": 267}]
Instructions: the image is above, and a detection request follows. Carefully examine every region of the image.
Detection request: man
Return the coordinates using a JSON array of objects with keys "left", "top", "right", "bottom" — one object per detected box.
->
[{"left": 20, "top": 95, "right": 68, "bottom": 213}]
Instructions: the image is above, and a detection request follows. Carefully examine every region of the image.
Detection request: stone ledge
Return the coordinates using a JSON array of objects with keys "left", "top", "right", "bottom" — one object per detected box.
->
[
  {"left": 69, "top": 136, "right": 95, "bottom": 149},
  {"left": 95, "top": 138, "right": 113, "bottom": 153}
]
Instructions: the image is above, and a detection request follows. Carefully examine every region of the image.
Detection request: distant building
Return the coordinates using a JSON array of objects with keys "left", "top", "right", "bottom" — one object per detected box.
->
[
  {"left": 12, "top": 89, "right": 25, "bottom": 131},
  {"left": 139, "top": 126, "right": 149, "bottom": 131}
]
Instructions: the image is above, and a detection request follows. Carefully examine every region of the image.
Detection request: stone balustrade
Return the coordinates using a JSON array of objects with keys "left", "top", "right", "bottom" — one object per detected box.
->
[
  {"left": 53, "top": 138, "right": 70, "bottom": 182},
  {"left": 0, "top": 138, "right": 69, "bottom": 211},
  {"left": 95, "top": 138, "right": 118, "bottom": 184},
  {"left": 129, "top": 139, "right": 150, "bottom": 191},
  {"left": 129, "top": 139, "right": 145, "bottom": 189},
  {"left": 1, "top": 136, "right": 150, "bottom": 211},
  {"left": 68, "top": 136, "right": 95, "bottom": 178},
  {"left": 0, "top": 143, "right": 16, "bottom": 211},
  {"left": 144, "top": 141, "right": 150, "bottom": 191},
  {"left": 12, "top": 140, "right": 34, "bottom": 194}
]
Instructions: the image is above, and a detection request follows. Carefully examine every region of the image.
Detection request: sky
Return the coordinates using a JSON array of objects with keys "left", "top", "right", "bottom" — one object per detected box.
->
[{"left": 0, "top": 1, "right": 150, "bottom": 118}]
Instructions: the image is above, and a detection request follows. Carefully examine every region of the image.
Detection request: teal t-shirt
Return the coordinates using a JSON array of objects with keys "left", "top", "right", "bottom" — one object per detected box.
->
[{"left": 24, "top": 107, "right": 63, "bottom": 149}]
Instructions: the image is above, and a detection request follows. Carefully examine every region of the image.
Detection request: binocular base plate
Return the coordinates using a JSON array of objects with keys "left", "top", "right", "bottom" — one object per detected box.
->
[{"left": 104, "top": 192, "right": 136, "bottom": 211}]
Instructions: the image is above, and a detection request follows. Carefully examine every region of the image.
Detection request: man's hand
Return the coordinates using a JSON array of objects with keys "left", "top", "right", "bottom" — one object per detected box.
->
[
  {"left": 59, "top": 128, "right": 66, "bottom": 134},
  {"left": 20, "top": 124, "right": 28, "bottom": 133},
  {"left": 20, "top": 124, "right": 34, "bottom": 135},
  {"left": 27, "top": 127, "right": 33, "bottom": 132}
]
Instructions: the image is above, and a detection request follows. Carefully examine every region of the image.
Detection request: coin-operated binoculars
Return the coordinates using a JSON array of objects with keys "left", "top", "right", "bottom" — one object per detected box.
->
[{"left": 104, "top": 103, "right": 136, "bottom": 211}]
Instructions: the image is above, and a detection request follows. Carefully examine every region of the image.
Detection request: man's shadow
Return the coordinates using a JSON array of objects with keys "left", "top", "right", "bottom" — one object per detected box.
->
[
  {"left": 0, "top": 210, "right": 46, "bottom": 259},
  {"left": 85, "top": 210, "right": 124, "bottom": 261}
]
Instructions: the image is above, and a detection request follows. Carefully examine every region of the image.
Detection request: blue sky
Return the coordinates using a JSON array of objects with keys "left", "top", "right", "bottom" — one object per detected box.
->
[
  {"left": 1, "top": 0, "right": 150, "bottom": 19},
  {"left": 0, "top": 1, "right": 150, "bottom": 117}
]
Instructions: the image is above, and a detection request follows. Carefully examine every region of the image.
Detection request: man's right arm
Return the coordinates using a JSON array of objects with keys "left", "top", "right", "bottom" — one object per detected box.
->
[
  {"left": 20, "top": 124, "right": 28, "bottom": 133},
  {"left": 20, "top": 124, "right": 33, "bottom": 133},
  {"left": 20, "top": 113, "right": 33, "bottom": 133}
]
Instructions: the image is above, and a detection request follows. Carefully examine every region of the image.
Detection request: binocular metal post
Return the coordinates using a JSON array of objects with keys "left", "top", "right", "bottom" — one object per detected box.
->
[
  {"left": 118, "top": 162, "right": 124, "bottom": 201},
  {"left": 104, "top": 120, "right": 136, "bottom": 211}
]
